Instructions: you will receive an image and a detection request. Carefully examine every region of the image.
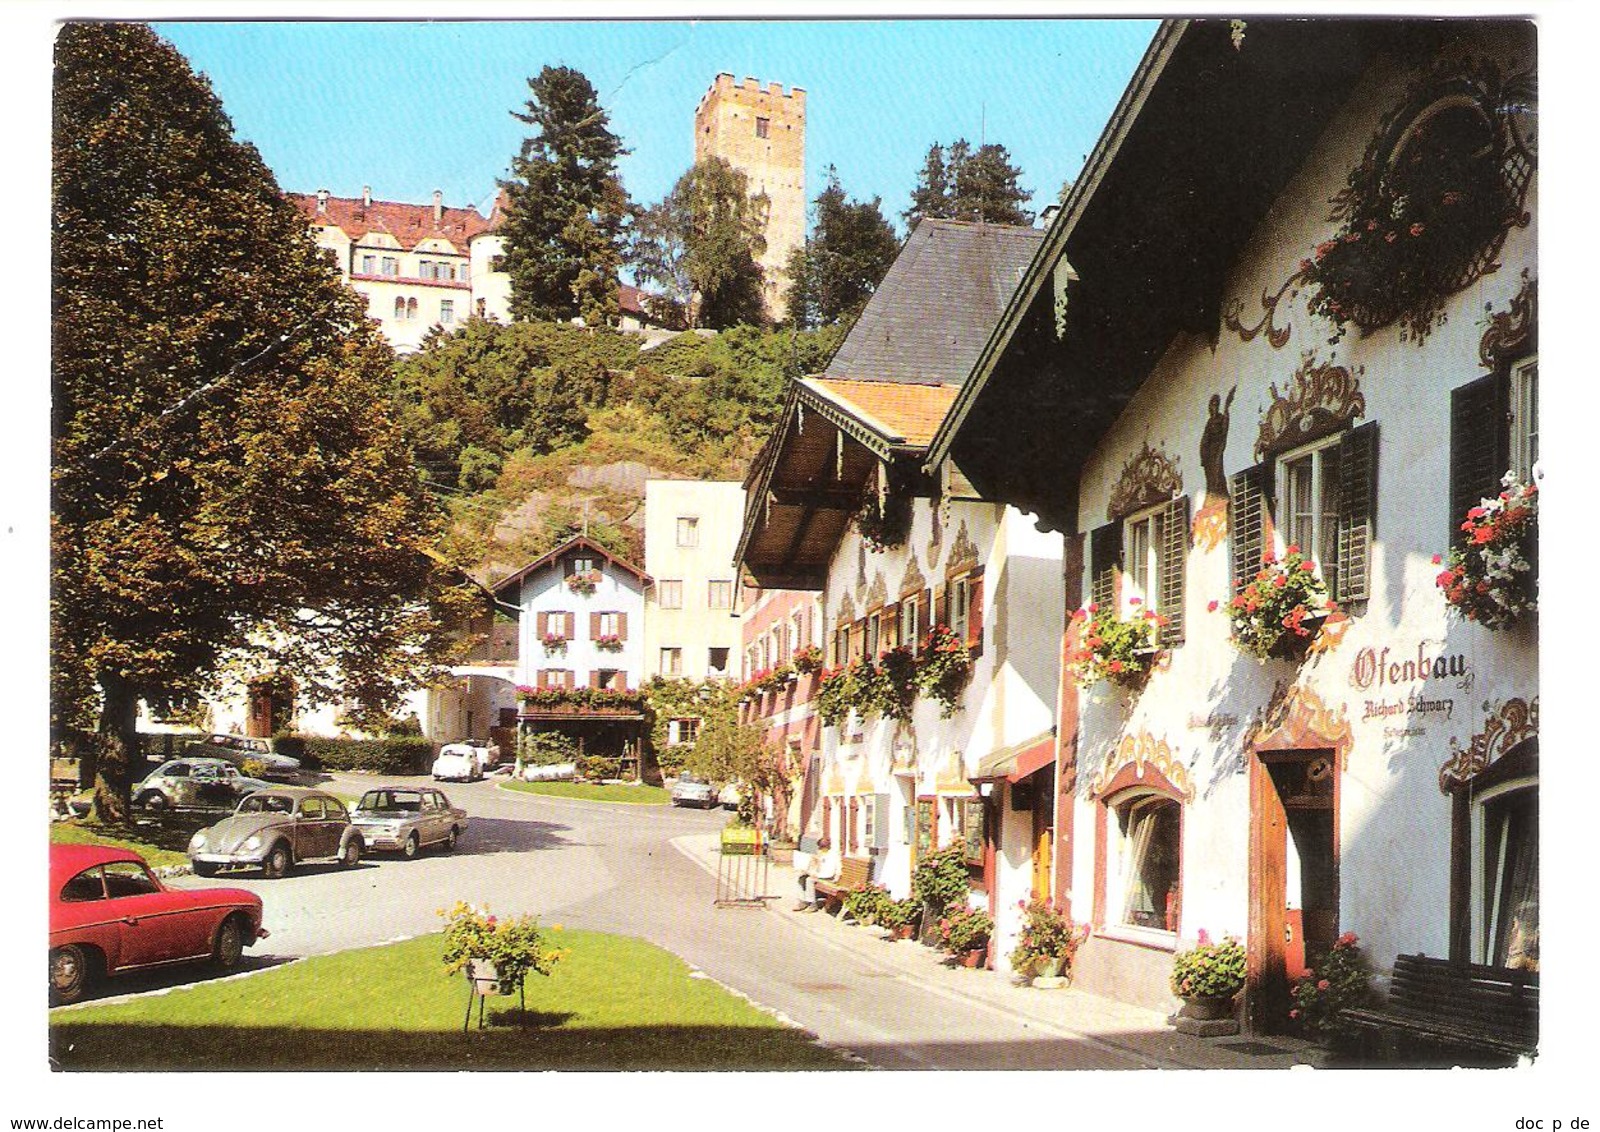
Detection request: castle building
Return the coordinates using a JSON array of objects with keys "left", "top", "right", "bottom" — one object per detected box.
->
[
  {"left": 289, "top": 187, "right": 510, "bottom": 353},
  {"left": 694, "top": 74, "right": 807, "bottom": 320}
]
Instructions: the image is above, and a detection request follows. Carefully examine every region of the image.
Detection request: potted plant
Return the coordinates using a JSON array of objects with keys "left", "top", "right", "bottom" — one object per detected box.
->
[
  {"left": 1067, "top": 602, "right": 1166, "bottom": 688},
  {"left": 1228, "top": 546, "right": 1335, "bottom": 661},
  {"left": 792, "top": 645, "right": 824, "bottom": 675},
  {"left": 565, "top": 569, "right": 601, "bottom": 596},
  {"left": 879, "top": 896, "right": 923, "bottom": 940},
  {"left": 1290, "top": 932, "right": 1376, "bottom": 1042},
  {"left": 1008, "top": 898, "right": 1089, "bottom": 986},
  {"left": 1169, "top": 931, "right": 1247, "bottom": 1023},
  {"left": 915, "top": 625, "right": 972, "bottom": 716},
  {"left": 1436, "top": 473, "right": 1537, "bottom": 629},
  {"left": 938, "top": 906, "right": 995, "bottom": 967},
  {"left": 595, "top": 633, "right": 624, "bottom": 652},
  {"left": 440, "top": 901, "right": 565, "bottom": 1000},
  {"left": 541, "top": 632, "right": 568, "bottom": 654},
  {"left": 843, "top": 883, "right": 892, "bottom": 926},
  {"left": 911, "top": 845, "right": 973, "bottom": 944}
]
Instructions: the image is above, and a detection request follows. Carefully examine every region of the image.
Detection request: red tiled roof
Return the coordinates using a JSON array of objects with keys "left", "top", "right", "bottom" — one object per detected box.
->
[{"left": 290, "top": 191, "right": 493, "bottom": 252}]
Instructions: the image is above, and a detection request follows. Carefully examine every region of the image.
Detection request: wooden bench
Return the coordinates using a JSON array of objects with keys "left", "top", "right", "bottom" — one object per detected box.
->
[
  {"left": 1342, "top": 953, "right": 1538, "bottom": 1066},
  {"left": 814, "top": 857, "right": 872, "bottom": 914}
]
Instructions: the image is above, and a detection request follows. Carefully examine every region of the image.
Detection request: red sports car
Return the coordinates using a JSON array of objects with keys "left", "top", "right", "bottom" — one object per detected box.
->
[{"left": 49, "top": 843, "right": 267, "bottom": 1005}]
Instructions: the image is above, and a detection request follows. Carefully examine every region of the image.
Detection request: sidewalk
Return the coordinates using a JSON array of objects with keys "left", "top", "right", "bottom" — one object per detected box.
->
[{"left": 673, "top": 831, "right": 1329, "bottom": 1071}]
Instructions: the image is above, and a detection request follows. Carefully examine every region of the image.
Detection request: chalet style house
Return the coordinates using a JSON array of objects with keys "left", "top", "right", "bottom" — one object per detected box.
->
[
  {"left": 929, "top": 19, "right": 1537, "bottom": 1031},
  {"left": 738, "top": 217, "right": 1066, "bottom": 961},
  {"left": 490, "top": 535, "right": 653, "bottom": 770}
]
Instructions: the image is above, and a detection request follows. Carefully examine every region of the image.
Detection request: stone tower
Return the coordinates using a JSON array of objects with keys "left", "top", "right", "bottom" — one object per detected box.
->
[{"left": 694, "top": 73, "right": 806, "bottom": 320}]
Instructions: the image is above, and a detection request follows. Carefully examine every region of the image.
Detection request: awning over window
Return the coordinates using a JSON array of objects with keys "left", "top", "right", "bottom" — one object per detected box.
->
[{"left": 971, "top": 732, "right": 1056, "bottom": 784}]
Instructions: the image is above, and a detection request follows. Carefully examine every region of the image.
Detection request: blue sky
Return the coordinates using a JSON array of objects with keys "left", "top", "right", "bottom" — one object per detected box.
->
[{"left": 154, "top": 18, "right": 1156, "bottom": 231}]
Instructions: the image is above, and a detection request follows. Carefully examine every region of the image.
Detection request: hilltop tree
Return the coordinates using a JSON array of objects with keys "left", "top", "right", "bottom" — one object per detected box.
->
[
  {"left": 904, "top": 137, "right": 1033, "bottom": 227},
  {"left": 784, "top": 167, "right": 900, "bottom": 329},
  {"left": 52, "top": 23, "right": 475, "bottom": 819},
  {"left": 499, "top": 66, "right": 630, "bottom": 324},
  {"left": 632, "top": 156, "right": 768, "bottom": 330}
]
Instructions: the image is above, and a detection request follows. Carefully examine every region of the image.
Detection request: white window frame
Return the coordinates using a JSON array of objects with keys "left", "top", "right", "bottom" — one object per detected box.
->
[
  {"left": 792, "top": 611, "right": 807, "bottom": 651},
  {"left": 1107, "top": 791, "right": 1182, "bottom": 939},
  {"left": 660, "top": 646, "right": 683, "bottom": 676},
  {"left": 598, "top": 611, "right": 621, "bottom": 637},
  {"left": 440, "top": 299, "right": 454, "bottom": 324},
  {"left": 658, "top": 580, "right": 683, "bottom": 610},
  {"left": 1510, "top": 355, "right": 1538, "bottom": 482},
  {"left": 1471, "top": 776, "right": 1538, "bottom": 968},
  {"left": 899, "top": 594, "right": 921, "bottom": 655},
  {"left": 1274, "top": 434, "right": 1343, "bottom": 581},
  {"left": 707, "top": 580, "right": 733, "bottom": 610},
  {"left": 949, "top": 575, "right": 970, "bottom": 643},
  {"left": 676, "top": 517, "right": 699, "bottom": 548},
  {"left": 1122, "top": 502, "right": 1167, "bottom": 615}
]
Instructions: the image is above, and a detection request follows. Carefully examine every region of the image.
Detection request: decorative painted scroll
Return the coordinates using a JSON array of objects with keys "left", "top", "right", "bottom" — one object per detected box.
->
[
  {"left": 1248, "top": 680, "right": 1354, "bottom": 770},
  {"left": 1223, "top": 266, "right": 1311, "bottom": 350},
  {"left": 1479, "top": 272, "right": 1537, "bottom": 370},
  {"left": 1107, "top": 442, "right": 1183, "bottom": 521},
  {"left": 899, "top": 553, "right": 927, "bottom": 597},
  {"left": 1089, "top": 731, "right": 1194, "bottom": 803},
  {"left": 1438, "top": 696, "right": 1538, "bottom": 794},
  {"left": 1253, "top": 354, "right": 1366, "bottom": 461}
]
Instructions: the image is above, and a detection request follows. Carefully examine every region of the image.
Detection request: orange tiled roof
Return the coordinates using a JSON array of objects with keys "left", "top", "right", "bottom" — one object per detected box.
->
[
  {"left": 801, "top": 378, "right": 960, "bottom": 449},
  {"left": 289, "top": 192, "right": 494, "bottom": 252}
]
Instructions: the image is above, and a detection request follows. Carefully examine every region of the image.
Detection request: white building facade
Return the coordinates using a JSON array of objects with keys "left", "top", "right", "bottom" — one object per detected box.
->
[{"left": 643, "top": 480, "right": 745, "bottom": 681}]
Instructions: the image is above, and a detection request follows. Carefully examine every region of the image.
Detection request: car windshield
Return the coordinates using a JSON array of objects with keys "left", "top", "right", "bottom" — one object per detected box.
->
[
  {"left": 358, "top": 791, "right": 422, "bottom": 814},
  {"left": 238, "top": 794, "right": 293, "bottom": 814}
]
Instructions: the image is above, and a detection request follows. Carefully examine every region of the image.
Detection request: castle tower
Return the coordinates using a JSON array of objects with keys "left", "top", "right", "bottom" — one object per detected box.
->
[{"left": 694, "top": 73, "right": 806, "bottom": 321}]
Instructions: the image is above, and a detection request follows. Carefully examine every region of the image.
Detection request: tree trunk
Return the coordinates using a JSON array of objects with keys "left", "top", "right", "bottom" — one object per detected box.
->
[{"left": 91, "top": 672, "right": 139, "bottom": 823}]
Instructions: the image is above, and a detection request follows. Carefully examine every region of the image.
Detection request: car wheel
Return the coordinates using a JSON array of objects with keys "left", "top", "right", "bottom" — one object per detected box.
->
[
  {"left": 50, "top": 944, "right": 94, "bottom": 1005},
  {"left": 262, "top": 842, "right": 292, "bottom": 879},
  {"left": 139, "top": 792, "right": 167, "bottom": 817},
  {"left": 444, "top": 826, "right": 459, "bottom": 851},
  {"left": 212, "top": 915, "right": 247, "bottom": 970},
  {"left": 340, "top": 837, "right": 361, "bottom": 868},
  {"left": 192, "top": 861, "right": 219, "bottom": 878},
  {"left": 402, "top": 832, "right": 420, "bottom": 860}
]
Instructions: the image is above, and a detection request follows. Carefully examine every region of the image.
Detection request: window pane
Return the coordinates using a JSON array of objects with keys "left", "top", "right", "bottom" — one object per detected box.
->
[
  {"left": 1121, "top": 798, "right": 1180, "bottom": 931},
  {"left": 1483, "top": 787, "right": 1538, "bottom": 970},
  {"left": 1286, "top": 455, "right": 1315, "bottom": 554}
]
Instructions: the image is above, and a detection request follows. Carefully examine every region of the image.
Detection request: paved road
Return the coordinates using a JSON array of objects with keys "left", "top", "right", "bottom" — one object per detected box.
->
[{"left": 149, "top": 773, "right": 1153, "bottom": 1069}]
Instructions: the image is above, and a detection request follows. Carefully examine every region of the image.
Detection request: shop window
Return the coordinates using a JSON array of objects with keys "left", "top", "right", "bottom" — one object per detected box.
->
[
  {"left": 1478, "top": 782, "right": 1538, "bottom": 970},
  {"left": 658, "top": 580, "right": 683, "bottom": 609},
  {"left": 1112, "top": 794, "right": 1181, "bottom": 933}
]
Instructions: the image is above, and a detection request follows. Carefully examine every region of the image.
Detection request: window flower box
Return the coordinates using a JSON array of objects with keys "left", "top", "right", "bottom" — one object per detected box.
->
[
  {"left": 1067, "top": 604, "right": 1164, "bottom": 688},
  {"left": 1436, "top": 473, "right": 1537, "bottom": 630},
  {"left": 541, "top": 633, "right": 568, "bottom": 654},
  {"left": 595, "top": 633, "right": 624, "bottom": 653},
  {"left": 1229, "top": 546, "right": 1335, "bottom": 662},
  {"left": 565, "top": 569, "right": 601, "bottom": 596}
]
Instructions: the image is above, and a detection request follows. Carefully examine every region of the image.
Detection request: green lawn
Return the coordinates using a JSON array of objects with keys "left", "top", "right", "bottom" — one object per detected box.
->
[
  {"left": 50, "top": 930, "right": 855, "bottom": 1071},
  {"left": 502, "top": 780, "right": 671, "bottom": 805},
  {"left": 49, "top": 819, "right": 192, "bottom": 868}
]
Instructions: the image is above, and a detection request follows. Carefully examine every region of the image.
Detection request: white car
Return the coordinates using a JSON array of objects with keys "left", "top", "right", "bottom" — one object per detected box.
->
[
  {"left": 718, "top": 782, "right": 743, "bottom": 810},
  {"left": 432, "top": 742, "right": 487, "bottom": 782}
]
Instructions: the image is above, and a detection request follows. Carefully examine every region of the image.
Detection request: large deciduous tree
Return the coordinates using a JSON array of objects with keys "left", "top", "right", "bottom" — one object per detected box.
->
[
  {"left": 632, "top": 157, "right": 767, "bottom": 330},
  {"left": 498, "top": 65, "right": 630, "bottom": 324},
  {"left": 784, "top": 167, "right": 900, "bottom": 329},
  {"left": 52, "top": 23, "right": 475, "bottom": 819},
  {"left": 903, "top": 137, "right": 1033, "bottom": 227}
]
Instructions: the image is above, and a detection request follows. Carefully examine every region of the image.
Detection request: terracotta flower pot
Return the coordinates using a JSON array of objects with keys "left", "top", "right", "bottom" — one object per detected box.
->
[{"left": 959, "top": 947, "right": 987, "bottom": 968}]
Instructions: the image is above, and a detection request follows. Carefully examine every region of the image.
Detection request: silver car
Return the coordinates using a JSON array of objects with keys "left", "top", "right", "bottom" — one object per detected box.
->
[
  {"left": 183, "top": 734, "right": 302, "bottom": 779},
  {"left": 134, "top": 757, "right": 274, "bottom": 816},
  {"left": 350, "top": 786, "right": 467, "bottom": 858},
  {"left": 670, "top": 773, "right": 717, "bottom": 808},
  {"left": 188, "top": 788, "right": 362, "bottom": 878}
]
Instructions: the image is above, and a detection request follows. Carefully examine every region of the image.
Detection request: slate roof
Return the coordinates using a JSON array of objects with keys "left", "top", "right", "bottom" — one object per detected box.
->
[
  {"left": 289, "top": 191, "right": 495, "bottom": 252},
  {"left": 824, "top": 217, "right": 1045, "bottom": 387}
]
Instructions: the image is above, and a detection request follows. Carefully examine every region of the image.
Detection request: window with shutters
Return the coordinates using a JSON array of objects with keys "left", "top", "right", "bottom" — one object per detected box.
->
[
  {"left": 950, "top": 575, "right": 970, "bottom": 643},
  {"left": 598, "top": 612, "right": 622, "bottom": 638},
  {"left": 1123, "top": 504, "right": 1166, "bottom": 613},
  {"left": 1093, "top": 495, "right": 1189, "bottom": 647},
  {"left": 865, "top": 611, "right": 881, "bottom": 660},
  {"left": 1510, "top": 356, "right": 1538, "bottom": 482},
  {"left": 1231, "top": 423, "right": 1376, "bottom": 607}
]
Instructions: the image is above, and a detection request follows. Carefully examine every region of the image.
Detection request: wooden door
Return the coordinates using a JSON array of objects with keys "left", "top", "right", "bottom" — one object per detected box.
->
[{"left": 1031, "top": 795, "right": 1053, "bottom": 901}]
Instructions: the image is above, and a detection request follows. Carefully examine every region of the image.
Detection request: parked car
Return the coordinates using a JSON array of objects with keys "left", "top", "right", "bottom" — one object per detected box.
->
[
  {"left": 350, "top": 786, "right": 468, "bottom": 858},
  {"left": 188, "top": 788, "right": 362, "bottom": 878},
  {"left": 670, "top": 773, "right": 717, "bottom": 808},
  {"left": 432, "top": 741, "right": 488, "bottom": 782},
  {"left": 50, "top": 844, "right": 267, "bottom": 1005},
  {"left": 183, "top": 734, "right": 301, "bottom": 779},
  {"left": 718, "top": 782, "right": 743, "bottom": 810},
  {"left": 133, "top": 757, "right": 274, "bottom": 816}
]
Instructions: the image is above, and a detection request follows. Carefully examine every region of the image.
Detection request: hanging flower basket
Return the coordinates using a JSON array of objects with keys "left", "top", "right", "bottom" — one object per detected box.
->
[
  {"left": 1067, "top": 602, "right": 1164, "bottom": 688},
  {"left": 1436, "top": 473, "right": 1537, "bottom": 629},
  {"left": 1229, "top": 547, "right": 1335, "bottom": 662},
  {"left": 915, "top": 625, "right": 972, "bottom": 716}
]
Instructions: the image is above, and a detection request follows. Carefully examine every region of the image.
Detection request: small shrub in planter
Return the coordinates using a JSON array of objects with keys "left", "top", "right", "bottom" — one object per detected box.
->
[
  {"left": 937, "top": 906, "right": 994, "bottom": 956},
  {"left": 911, "top": 846, "right": 973, "bottom": 917},
  {"left": 1229, "top": 546, "right": 1335, "bottom": 661},
  {"left": 914, "top": 625, "right": 972, "bottom": 716},
  {"left": 878, "top": 896, "right": 923, "bottom": 935},
  {"left": 1169, "top": 931, "right": 1248, "bottom": 1001},
  {"left": 843, "top": 884, "right": 893, "bottom": 925},
  {"left": 1290, "top": 932, "right": 1376, "bottom": 1040},
  {"left": 792, "top": 646, "right": 824, "bottom": 675},
  {"left": 440, "top": 901, "right": 565, "bottom": 993},
  {"left": 1009, "top": 897, "right": 1089, "bottom": 977}
]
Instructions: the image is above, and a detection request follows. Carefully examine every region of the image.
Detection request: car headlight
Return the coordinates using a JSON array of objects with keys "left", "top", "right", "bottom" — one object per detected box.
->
[
  {"left": 241, "top": 834, "right": 262, "bottom": 852},
  {"left": 189, "top": 831, "right": 206, "bottom": 849}
]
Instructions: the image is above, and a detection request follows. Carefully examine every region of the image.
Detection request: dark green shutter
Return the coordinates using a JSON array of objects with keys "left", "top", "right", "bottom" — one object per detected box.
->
[
  {"left": 1088, "top": 522, "right": 1121, "bottom": 610},
  {"left": 1158, "top": 495, "right": 1191, "bottom": 647},
  {"left": 1335, "top": 422, "right": 1379, "bottom": 605},
  {"left": 1228, "top": 463, "right": 1275, "bottom": 594},
  {"left": 1449, "top": 373, "right": 1511, "bottom": 550}
]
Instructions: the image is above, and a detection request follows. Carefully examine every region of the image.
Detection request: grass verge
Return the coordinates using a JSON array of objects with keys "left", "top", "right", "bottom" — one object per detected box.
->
[
  {"left": 49, "top": 819, "right": 192, "bottom": 868},
  {"left": 50, "top": 930, "right": 854, "bottom": 1071},
  {"left": 502, "top": 780, "right": 670, "bottom": 805}
]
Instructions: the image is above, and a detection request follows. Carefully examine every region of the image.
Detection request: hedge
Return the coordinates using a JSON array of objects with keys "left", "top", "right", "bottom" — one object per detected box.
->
[{"left": 291, "top": 736, "right": 433, "bottom": 775}]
